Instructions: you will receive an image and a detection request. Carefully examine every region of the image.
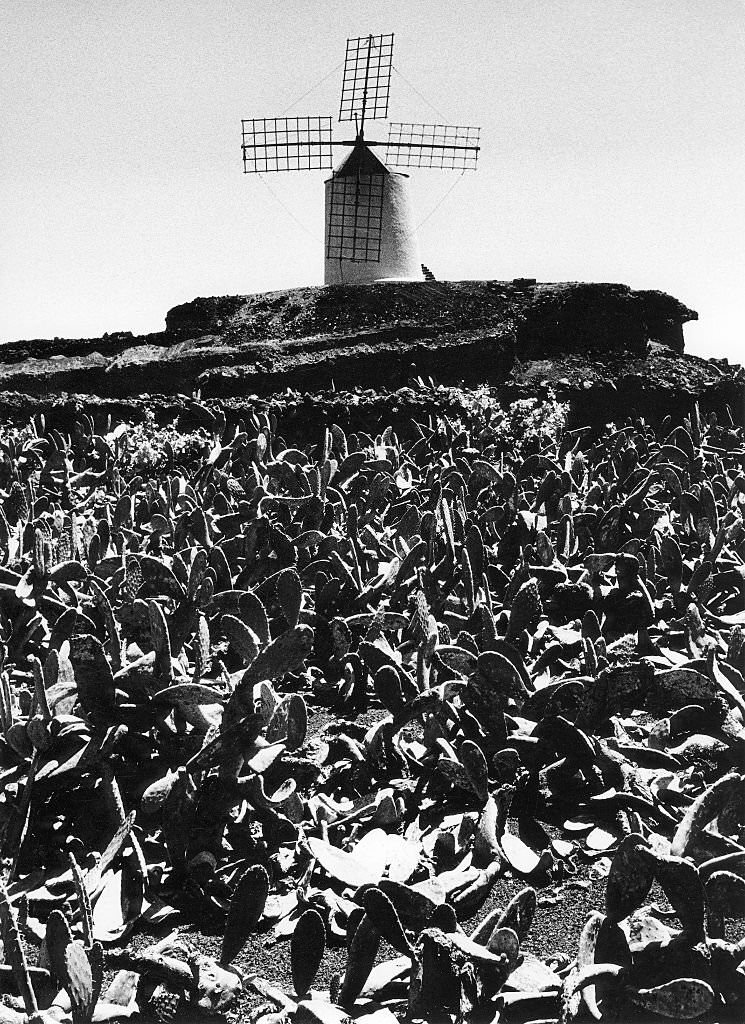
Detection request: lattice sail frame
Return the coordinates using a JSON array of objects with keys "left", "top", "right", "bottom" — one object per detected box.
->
[
  {"left": 386, "top": 123, "right": 481, "bottom": 170},
  {"left": 241, "top": 117, "right": 333, "bottom": 173},
  {"left": 339, "top": 33, "right": 394, "bottom": 123},
  {"left": 326, "top": 174, "right": 385, "bottom": 262}
]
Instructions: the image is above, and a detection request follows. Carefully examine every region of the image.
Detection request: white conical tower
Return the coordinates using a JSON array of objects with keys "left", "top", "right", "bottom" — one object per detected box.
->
[{"left": 324, "top": 138, "right": 423, "bottom": 286}]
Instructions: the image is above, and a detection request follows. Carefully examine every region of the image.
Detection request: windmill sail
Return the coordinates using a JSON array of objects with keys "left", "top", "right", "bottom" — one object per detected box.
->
[
  {"left": 327, "top": 175, "right": 385, "bottom": 262},
  {"left": 339, "top": 33, "right": 394, "bottom": 124},
  {"left": 241, "top": 117, "right": 333, "bottom": 172},
  {"left": 326, "top": 142, "right": 387, "bottom": 263},
  {"left": 386, "top": 123, "right": 481, "bottom": 170}
]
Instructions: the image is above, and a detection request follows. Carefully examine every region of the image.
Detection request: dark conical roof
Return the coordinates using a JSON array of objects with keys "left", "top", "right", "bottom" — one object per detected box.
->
[{"left": 334, "top": 137, "right": 389, "bottom": 178}]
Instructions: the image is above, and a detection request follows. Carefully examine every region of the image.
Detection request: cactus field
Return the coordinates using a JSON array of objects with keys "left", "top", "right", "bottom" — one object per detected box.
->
[{"left": 0, "top": 390, "right": 743, "bottom": 1023}]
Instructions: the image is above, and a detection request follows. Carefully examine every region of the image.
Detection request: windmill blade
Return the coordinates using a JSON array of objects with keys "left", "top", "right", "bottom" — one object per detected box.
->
[
  {"left": 339, "top": 33, "right": 394, "bottom": 123},
  {"left": 385, "top": 123, "right": 481, "bottom": 170},
  {"left": 241, "top": 117, "right": 333, "bottom": 172},
  {"left": 326, "top": 174, "right": 385, "bottom": 262}
]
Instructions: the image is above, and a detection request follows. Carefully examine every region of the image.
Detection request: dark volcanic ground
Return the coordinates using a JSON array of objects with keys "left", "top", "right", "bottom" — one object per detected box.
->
[{"left": 1, "top": 280, "right": 742, "bottom": 435}]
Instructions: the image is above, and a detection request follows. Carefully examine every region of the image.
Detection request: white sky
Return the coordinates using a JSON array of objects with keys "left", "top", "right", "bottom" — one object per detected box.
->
[{"left": 1, "top": 0, "right": 743, "bottom": 360}]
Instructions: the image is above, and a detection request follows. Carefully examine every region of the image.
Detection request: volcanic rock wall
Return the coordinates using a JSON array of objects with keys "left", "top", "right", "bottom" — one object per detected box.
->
[{"left": 0, "top": 279, "right": 740, "bottom": 431}]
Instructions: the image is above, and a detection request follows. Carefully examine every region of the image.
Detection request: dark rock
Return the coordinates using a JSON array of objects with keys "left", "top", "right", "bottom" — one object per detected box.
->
[{"left": 0, "top": 279, "right": 739, "bottom": 432}]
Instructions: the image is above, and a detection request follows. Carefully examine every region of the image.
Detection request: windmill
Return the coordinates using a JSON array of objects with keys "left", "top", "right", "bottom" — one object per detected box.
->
[{"left": 241, "top": 33, "right": 481, "bottom": 286}]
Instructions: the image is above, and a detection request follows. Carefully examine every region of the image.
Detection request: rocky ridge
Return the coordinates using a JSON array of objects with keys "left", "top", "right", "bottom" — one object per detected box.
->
[{"left": 0, "top": 280, "right": 741, "bottom": 431}]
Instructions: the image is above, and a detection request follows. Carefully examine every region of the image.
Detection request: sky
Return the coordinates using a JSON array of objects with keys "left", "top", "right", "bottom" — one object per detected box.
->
[{"left": 1, "top": 0, "right": 744, "bottom": 360}]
